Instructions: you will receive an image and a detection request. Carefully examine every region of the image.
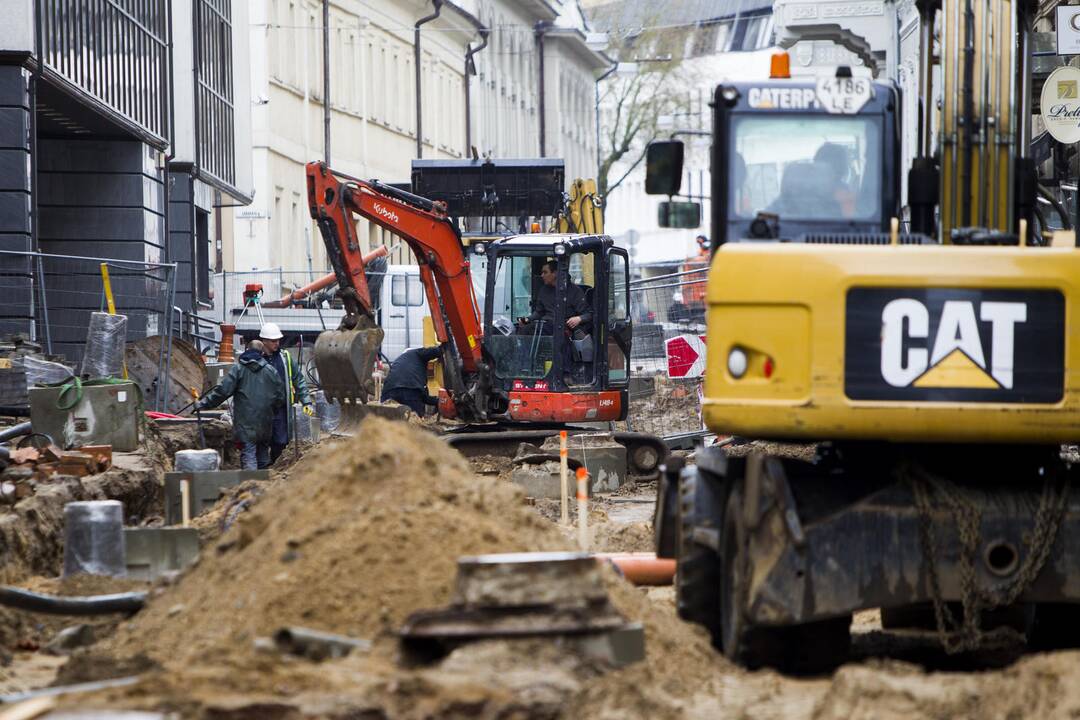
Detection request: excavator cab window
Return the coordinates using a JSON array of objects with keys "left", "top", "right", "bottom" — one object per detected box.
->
[
  {"left": 732, "top": 115, "right": 882, "bottom": 224},
  {"left": 564, "top": 250, "right": 598, "bottom": 387},
  {"left": 607, "top": 251, "right": 630, "bottom": 383},
  {"left": 486, "top": 253, "right": 554, "bottom": 380}
]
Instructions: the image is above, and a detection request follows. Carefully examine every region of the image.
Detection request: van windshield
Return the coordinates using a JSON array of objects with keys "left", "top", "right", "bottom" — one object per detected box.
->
[{"left": 730, "top": 115, "right": 882, "bottom": 221}]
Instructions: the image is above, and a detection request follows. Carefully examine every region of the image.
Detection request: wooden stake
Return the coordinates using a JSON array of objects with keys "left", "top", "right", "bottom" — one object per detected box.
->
[
  {"left": 180, "top": 479, "right": 191, "bottom": 528},
  {"left": 576, "top": 466, "right": 589, "bottom": 551}
]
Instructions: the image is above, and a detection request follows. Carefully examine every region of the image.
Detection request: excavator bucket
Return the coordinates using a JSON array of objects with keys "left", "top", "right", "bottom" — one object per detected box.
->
[{"left": 314, "top": 323, "right": 384, "bottom": 405}]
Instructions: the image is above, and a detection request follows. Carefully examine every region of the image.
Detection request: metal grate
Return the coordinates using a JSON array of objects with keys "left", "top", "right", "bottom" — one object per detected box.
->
[
  {"left": 194, "top": 0, "right": 235, "bottom": 187},
  {"left": 798, "top": 233, "right": 936, "bottom": 245},
  {"left": 38, "top": 0, "right": 170, "bottom": 145}
]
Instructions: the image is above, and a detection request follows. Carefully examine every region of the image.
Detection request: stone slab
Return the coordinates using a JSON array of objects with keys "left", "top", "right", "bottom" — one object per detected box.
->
[
  {"left": 123, "top": 527, "right": 199, "bottom": 582},
  {"left": 164, "top": 469, "right": 269, "bottom": 525}
]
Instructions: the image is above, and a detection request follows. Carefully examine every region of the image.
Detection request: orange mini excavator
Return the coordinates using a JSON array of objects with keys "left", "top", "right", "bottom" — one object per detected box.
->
[{"left": 306, "top": 161, "right": 666, "bottom": 476}]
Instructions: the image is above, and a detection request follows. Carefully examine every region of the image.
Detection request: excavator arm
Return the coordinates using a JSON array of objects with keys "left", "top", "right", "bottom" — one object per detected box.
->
[{"left": 306, "top": 161, "right": 486, "bottom": 412}]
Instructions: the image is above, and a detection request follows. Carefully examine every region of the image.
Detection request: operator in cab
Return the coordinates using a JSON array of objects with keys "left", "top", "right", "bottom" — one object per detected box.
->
[{"left": 517, "top": 260, "right": 591, "bottom": 334}]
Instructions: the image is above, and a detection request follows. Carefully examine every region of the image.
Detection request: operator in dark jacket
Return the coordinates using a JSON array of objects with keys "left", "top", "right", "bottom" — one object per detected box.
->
[
  {"left": 522, "top": 260, "right": 592, "bottom": 333},
  {"left": 196, "top": 340, "right": 285, "bottom": 469},
  {"left": 382, "top": 345, "right": 441, "bottom": 416}
]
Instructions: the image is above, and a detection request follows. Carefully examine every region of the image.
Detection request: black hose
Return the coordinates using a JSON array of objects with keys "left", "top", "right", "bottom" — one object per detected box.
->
[
  {"left": 0, "top": 586, "right": 146, "bottom": 615},
  {"left": 0, "top": 405, "right": 30, "bottom": 417},
  {"left": 0, "top": 422, "right": 33, "bottom": 444},
  {"left": 1038, "top": 184, "right": 1073, "bottom": 230}
]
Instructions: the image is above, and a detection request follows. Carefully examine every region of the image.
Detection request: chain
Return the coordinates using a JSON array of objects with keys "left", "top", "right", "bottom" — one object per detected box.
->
[{"left": 903, "top": 461, "right": 1071, "bottom": 654}]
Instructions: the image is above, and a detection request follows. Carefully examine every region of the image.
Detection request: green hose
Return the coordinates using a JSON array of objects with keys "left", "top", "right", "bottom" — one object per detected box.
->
[{"left": 50, "top": 376, "right": 140, "bottom": 411}]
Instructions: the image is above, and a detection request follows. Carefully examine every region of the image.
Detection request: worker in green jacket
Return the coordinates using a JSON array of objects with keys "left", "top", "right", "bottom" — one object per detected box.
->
[
  {"left": 196, "top": 339, "right": 285, "bottom": 469},
  {"left": 258, "top": 322, "right": 313, "bottom": 465}
]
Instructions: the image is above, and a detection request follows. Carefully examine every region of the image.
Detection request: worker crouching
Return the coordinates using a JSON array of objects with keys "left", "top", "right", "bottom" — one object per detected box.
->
[
  {"left": 196, "top": 339, "right": 285, "bottom": 469},
  {"left": 382, "top": 346, "right": 440, "bottom": 416}
]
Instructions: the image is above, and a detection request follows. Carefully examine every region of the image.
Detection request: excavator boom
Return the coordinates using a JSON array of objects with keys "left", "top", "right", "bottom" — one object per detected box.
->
[{"left": 306, "top": 162, "right": 484, "bottom": 411}]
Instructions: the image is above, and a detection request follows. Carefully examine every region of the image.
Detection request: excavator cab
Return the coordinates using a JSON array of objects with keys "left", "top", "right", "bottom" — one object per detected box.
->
[{"left": 478, "top": 235, "right": 631, "bottom": 421}]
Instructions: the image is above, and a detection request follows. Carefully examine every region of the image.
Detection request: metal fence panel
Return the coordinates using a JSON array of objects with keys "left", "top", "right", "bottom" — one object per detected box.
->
[
  {"left": 623, "top": 268, "right": 709, "bottom": 437},
  {"left": 0, "top": 250, "right": 176, "bottom": 410}
]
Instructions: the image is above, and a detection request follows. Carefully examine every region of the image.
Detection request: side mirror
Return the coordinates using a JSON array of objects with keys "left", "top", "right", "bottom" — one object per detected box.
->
[
  {"left": 645, "top": 141, "right": 684, "bottom": 196},
  {"left": 658, "top": 201, "right": 701, "bottom": 229}
]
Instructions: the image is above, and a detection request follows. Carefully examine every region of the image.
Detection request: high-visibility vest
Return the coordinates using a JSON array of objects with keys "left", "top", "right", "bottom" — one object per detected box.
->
[{"left": 282, "top": 349, "right": 295, "bottom": 406}]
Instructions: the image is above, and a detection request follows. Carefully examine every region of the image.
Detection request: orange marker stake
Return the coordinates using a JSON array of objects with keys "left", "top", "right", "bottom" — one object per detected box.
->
[
  {"left": 576, "top": 466, "right": 589, "bottom": 551},
  {"left": 559, "top": 430, "right": 569, "bottom": 526}
]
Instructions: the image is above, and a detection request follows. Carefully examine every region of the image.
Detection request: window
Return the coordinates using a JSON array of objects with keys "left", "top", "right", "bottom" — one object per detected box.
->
[
  {"left": 608, "top": 251, "right": 629, "bottom": 382},
  {"left": 608, "top": 253, "right": 628, "bottom": 321},
  {"left": 391, "top": 274, "right": 424, "bottom": 306},
  {"left": 485, "top": 254, "right": 552, "bottom": 380},
  {"left": 731, "top": 115, "right": 882, "bottom": 221}
]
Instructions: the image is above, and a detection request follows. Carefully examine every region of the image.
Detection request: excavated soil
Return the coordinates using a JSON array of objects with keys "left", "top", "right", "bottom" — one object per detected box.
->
[{"left": 17, "top": 417, "right": 1080, "bottom": 719}]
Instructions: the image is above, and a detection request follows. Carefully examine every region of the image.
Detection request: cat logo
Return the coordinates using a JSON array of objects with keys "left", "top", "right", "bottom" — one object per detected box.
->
[
  {"left": 881, "top": 299, "right": 1024, "bottom": 389},
  {"left": 844, "top": 287, "right": 1064, "bottom": 403}
]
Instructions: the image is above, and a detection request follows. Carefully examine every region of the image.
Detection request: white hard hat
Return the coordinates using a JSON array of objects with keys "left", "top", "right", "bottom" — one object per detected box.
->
[{"left": 259, "top": 322, "right": 283, "bottom": 340}]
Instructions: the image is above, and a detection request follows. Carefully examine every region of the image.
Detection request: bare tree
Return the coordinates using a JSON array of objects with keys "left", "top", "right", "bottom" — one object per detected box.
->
[{"left": 597, "top": 32, "right": 692, "bottom": 197}]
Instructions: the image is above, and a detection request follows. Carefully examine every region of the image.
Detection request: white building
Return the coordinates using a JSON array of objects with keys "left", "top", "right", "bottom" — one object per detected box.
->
[
  {"left": 223, "top": 0, "right": 479, "bottom": 273},
  {"left": 222, "top": 0, "right": 608, "bottom": 276}
]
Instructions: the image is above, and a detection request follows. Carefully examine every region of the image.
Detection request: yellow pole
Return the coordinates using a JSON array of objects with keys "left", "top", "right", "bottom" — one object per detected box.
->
[{"left": 100, "top": 263, "right": 117, "bottom": 314}]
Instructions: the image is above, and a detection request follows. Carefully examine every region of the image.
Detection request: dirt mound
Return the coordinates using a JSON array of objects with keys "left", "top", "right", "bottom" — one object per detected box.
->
[
  {"left": 51, "top": 417, "right": 739, "bottom": 717},
  {"left": 101, "top": 417, "right": 569, "bottom": 667}
]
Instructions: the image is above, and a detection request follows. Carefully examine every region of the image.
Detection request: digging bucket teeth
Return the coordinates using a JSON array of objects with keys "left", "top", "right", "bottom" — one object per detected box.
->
[{"left": 314, "top": 326, "right": 384, "bottom": 405}]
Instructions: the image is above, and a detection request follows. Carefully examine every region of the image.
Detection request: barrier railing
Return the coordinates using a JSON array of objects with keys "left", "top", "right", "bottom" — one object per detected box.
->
[{"left": 0, "top": 250, "right": 177, "bottom": 411}]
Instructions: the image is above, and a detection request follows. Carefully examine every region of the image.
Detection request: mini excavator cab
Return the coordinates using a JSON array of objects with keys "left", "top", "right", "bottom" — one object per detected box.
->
[{"left": 473, "top": 235, "right": 631, "bottom": 422}]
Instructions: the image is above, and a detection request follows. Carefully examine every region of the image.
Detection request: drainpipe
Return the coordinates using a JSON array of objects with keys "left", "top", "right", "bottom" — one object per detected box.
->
[
  {"left": 323, "top": 0, "right": 331, "bottom": 165},
  {"left": 415, "top": 0, "right": 444, "bottom": 159},
  {"left": 464, "top": 27, "right": 490, "bottom": 154},
  {"left": 536, "top": 21, "right": 551, "bottom": 157}
]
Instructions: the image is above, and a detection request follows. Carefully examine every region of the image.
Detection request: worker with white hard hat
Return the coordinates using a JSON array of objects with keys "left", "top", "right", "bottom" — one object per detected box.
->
[
  {"left": 259, "top": 322, "right": 313, "bottom": 466},
  {"left": 195, "top": 338, "right": 284, "bottom": 469}
]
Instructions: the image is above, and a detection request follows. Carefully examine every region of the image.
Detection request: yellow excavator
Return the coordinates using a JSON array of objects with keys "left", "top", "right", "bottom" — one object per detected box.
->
[{"left": 649, "top": 0, "right": 1080, "bottom": 671}]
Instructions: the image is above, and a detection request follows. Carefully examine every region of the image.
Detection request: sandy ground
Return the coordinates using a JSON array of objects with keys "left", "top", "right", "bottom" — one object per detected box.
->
[{"left": 4, "top": 414, "right": 1080, "bottom": 718}]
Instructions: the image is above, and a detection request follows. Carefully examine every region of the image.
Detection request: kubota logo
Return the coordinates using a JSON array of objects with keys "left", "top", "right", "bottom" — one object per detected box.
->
[
  {"left": 881, "top": 299, "right": 1025, "bottom": 389},
  {"left": 373, "top": 203, "right": 399, "bottom": 223}
]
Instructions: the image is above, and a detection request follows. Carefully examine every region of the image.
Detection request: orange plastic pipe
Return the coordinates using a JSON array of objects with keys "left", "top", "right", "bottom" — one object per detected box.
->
[
  {"left": 595, "top": 553, "right": 676, "bottom": 586},
  {"left": 262, "top": 246, "right": 388, "bottom": 308}
]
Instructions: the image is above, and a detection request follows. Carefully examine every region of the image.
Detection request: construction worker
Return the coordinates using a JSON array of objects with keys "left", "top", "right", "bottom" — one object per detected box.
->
[
  {"left": 258, "top": 322, "right": 313, "bottom": 465},
  {"left": 195, "top": 340, "right": 285, "bottom": 470},
  {"left": 382, "top": 345, "right": 441, "bottom": 416},
  {"left": 675, "top": 236, "right": 710, "bottom": 324},
  {"left": 519, "top": 260, "right": 591, "bottom": 333}
]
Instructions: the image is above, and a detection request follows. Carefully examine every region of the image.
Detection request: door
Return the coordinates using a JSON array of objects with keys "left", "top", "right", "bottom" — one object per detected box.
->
[{"left": 606, "top": 249, "right": 631, "bottom": 385}]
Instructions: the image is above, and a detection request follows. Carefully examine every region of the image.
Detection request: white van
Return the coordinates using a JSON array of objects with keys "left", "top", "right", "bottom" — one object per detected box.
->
[
  {"left": 214, "top": 265, "right": 430, "bottom": 363},
  {"left": 377, "top": 265, "right": 430, "bottom": 362}
]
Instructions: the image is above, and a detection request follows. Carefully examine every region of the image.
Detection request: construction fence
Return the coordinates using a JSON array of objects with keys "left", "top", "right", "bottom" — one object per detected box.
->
[
  {"left": 0, "top": 250, "right": 178, "bottom": 410},
  {"left": 620, "top": 267, "right": 710, "bottom": 437},
  {"left": 627, "top": 267, "right": 708, "bottom": 376}
]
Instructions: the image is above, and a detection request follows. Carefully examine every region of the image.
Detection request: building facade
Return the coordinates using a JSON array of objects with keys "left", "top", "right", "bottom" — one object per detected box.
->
[
  {"left": 222, "top": 0, "right": 608, "bottom": 276},
  {"left": 0, "top": 0, "right": 251, "bottom": 362}
]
